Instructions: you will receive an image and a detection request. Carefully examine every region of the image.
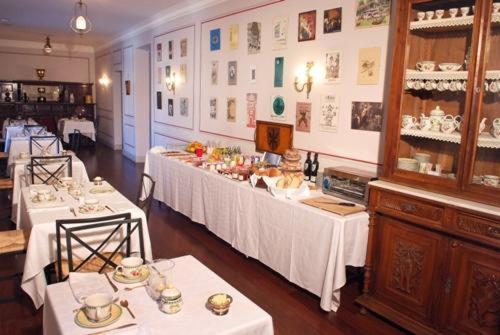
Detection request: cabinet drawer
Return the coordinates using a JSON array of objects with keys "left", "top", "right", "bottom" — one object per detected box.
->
[
  {"left": 376, "top": 191, "right": 444, "bottom": 227},
  {"left": 451, "top": 212, "right": 500, "bottom": 248}
]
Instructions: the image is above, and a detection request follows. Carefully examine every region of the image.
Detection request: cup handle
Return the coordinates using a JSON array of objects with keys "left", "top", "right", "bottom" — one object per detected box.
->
[{"left": 412, "top": 117, "right": 417, "bottom": 123}]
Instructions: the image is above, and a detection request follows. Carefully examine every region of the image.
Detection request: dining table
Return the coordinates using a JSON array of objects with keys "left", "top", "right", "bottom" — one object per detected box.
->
[
  {"left": 2, "top": 117, "right": 36, "bottom": 140},
  {"left": 20, "top": 180, "right": 153, "bottom": 309},
  {"left": 43, "top": 255, "right": 274, "bottom": 335},
  {"left": 6, "top": 134, "right": 62, "bottom": 169},
  {"left": 11, "top": 151, "right": 89, "bottom": 227},
  {"left": 58, "top": 118, "right": 96, "bottom": 143}
]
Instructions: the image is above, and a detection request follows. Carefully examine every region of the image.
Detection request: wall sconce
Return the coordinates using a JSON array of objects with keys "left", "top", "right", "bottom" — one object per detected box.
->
[
  {"left": 98, "top": 74, "right": 110, "bottom": 87},
  {"left": 36, "top": 68, "right": 46, "bottom": 80},
  {"left": 166, "top": 72, "right": 177, "bottom": 95},
  {"left": 294, "top": 62, "right": 315, "bottom": 99}
]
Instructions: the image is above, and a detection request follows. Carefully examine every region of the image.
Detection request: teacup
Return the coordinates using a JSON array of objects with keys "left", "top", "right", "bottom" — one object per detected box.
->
[
  {"left": 402, "top": 115, "right": 417, "bottom": 129},
  {"left": 116, "top": 257, "right": 144, "bottom": 278},
  {"left": 37, "top": 189, "right": 51, "bottom": 202},
  {"left": 93, "top": 176, "right": 103, "bottom": 186},
  {"left": 483, "top": 175, "right": 499, "bottom": 188},
  {"left": 449, "top": 8, "right": 458, "bottom": 18},
  {"left": 439, "top": 63, "right": 461, "bottom": 72},
  {"left": 416, "top": 61, "right": 435, "bottom": 72},
  {"left": 491, "top": 118, "right": 500, "bottom": 138},
  {"left": 454, "top": 115, "right": 463, "bottom": 132},
  {"left": 435, "top": 9, "right": 444, "bottom": 19},
  {"left": 81, "top": 293, "right": 113, "bottom": 323},
  {"left": 59, "top": 176, "right": 73, "bottom": 187},
  {"left": 419, "top": 116, "right": 432, "bottom": 131},
  {"left": 417, "top": 12, "right": 425, "bottom": 21},
  {"left": 19, "top": 152, "right": 29, "bottom": 159},
  {"left": 441, "top": 115, "right": 457, "bottom": 133},
  {"left": 84, "top": 198, "right": 100, "bottom": 211},
  {"left": 425, "top": 11, "right": 434, "bottom": 20},
  {"left": 489, "top": 81, "right": 499, "bottom": 93},
  {"left": 460, "top": 6, "right": 469, "bottom": 16},
  {"left": 494, "top": 3, "right": 500, "bottom": 14}
]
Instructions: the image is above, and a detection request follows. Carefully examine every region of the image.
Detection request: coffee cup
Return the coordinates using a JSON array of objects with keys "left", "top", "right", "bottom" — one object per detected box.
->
[
  {"left": 416, "top": 61, "right": 435, "bottom": 72},
  {"left": 402, "top": 115, "right": 417, "bottom": 129},
  {"left": 435, "top": 9, "right": 444, "bottom": 19},
  {"left": 449, "top": 8, "right": 458, "bottom": 17},
  {"left": 81, "top": 293, "right": 113, "bottom": 323},
  {"left": 116, "top": 257, "right": 144, "bottom": 278},
  {"left": 84, "top": 198, "right": 100, "bottom": 211},
  {"left": 483, "top": 175, "right": 499, "bottom": 188},
  {"left": 460, "top": 7, "right": 469, "bottom": 16},
  {"left": 37, "top": 189, "right": 51, "bottom": 202},
  {"left": 417, "top": 12, "right": 425, "bottom": 21},
  {"left": 425, "top": 11, "right": 434, "bottom": 19}
]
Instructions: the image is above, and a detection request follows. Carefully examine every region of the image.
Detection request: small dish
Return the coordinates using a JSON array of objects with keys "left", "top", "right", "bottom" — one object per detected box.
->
[
  {"left": 89, "top": 186, "right": 116, "bottom": 194},
  {"left": 207, "top": 293, "right": 233, "bottom": 316},
  {"left": 113, "top": 266, "right": 150, "bottom": 284},
  {"left": 31, "top": 194, "right": 57, "bottom": 203},
  {"left": 78, "top": 205, "right": 106, "bottom": 214},
  {"left": 74, "top": 304, "right": 122, "bottom": 328}
]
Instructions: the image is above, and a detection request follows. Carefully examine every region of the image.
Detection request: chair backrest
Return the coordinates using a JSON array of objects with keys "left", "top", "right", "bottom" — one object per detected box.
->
[
  {"left": 23, "top": 124, "right": 46, "bottom": 136},
  {"left": 136, "top": 173, "right": 155, "bottom": 220},
  {"left": 55, "top": 213, "right": 145, "bottom": 282},
  {"left": 29, "top": 135, "right": 60, "bottom": 155},
  {"left": 70, "top": 129, "right": 82, "bottom": 153},
  {"left": 28, "top": 155, "right": 72, "bottom": 185}
]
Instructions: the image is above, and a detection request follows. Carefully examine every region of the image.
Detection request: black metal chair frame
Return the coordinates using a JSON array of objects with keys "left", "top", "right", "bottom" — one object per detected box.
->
[
  {"left": 29, "top": 135, "right": 60, "bottom": 155},
  {"left": 55, "top": 213, "right": 145, "bottom": 282},
  {"left": 136, "top": 173, "right": 155, "bottom": 220},
  {"left": 23, "top": 124, "right": 46, "bottom": 135},
  {"left": 29, "top": 155, "right": 72, "bottom": 185},
  {"left": 70, "top": 129, "right": 82, "bottom": 153}
]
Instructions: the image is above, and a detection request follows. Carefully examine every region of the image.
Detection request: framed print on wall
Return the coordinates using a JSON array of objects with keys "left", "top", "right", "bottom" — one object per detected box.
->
[{"left": 298, "top": 10, "right": 316, "bottom": 42}]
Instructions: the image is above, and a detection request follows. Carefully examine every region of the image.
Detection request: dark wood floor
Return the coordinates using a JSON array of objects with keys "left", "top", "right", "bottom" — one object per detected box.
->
[{"left": 0, "top": 144, "right": 407, "bottom": 335}]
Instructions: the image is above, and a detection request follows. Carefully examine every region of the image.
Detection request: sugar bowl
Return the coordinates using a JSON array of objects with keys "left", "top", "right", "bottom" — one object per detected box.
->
[{"left": 159, "top": 287, "right": 183, "bottom": 314}]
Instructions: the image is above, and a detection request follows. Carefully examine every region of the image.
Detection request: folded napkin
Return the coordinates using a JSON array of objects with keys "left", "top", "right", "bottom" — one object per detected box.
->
[
  {"left": 149, "top": 146, "right": 167, "bottom": 154},
  {"left": 69, "top": 272, "right": 115, "bottom": 304}
]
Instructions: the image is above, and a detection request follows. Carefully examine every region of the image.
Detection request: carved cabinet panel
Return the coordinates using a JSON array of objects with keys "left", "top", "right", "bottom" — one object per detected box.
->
[
  {"left": 374, "top": 216, "right": 445, "bottom": 326},
  {"left": 442, "top": 241, "right": 500, "bottom": 335}
]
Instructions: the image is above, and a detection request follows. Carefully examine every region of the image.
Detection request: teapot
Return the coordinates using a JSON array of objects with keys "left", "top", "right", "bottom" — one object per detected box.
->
[
  {"left": 429, "top": 106, "right": 445, "bottom": 132},
  {"left": 441, "top": 115, "right": 457, "bottom": 134}
]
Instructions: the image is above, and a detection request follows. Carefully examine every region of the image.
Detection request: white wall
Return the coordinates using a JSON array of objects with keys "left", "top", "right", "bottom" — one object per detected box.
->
[{"left": 95, "top": 0, "right": 393, "bottom": 172}]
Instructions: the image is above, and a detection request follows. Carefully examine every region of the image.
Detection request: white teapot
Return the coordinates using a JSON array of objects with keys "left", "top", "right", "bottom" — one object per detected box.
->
[
  {"left": 441, "top": 115, "right": 457, "bottom": 134},
  {"left": 429, "top": 106, "right": 445, "bottom": 132}
]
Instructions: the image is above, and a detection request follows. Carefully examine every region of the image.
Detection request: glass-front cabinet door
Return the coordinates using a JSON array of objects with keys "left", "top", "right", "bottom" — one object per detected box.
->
[
  {"left": 394, "top": 0, "right": 479, "bottom": 185},
  {"left": 467, "top": 1, "right": 500, "bottom": 194}
]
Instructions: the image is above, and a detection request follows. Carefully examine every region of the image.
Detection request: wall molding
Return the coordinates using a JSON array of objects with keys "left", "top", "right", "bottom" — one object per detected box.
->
[{"left": 0, "top": 38, "right": 94, "bottom": 54}]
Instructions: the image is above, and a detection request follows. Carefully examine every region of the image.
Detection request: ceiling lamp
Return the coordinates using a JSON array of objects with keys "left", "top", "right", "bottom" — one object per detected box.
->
[
  {"left": 43, "top": 36, "right": 52, "bottom": 54},
  {"left": 70, "top": 0, "right": 92, "bottom": 35}
]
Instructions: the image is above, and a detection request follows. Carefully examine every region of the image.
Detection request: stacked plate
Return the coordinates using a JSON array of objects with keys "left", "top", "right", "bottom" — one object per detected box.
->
[{"left": 397, "top": 158, "right": 419, "bottom": 172}]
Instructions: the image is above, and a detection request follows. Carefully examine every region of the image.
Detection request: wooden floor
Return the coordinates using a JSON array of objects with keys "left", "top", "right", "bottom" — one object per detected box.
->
[{"left": 0, "top": 144, "right": 408, "bottom": 335}]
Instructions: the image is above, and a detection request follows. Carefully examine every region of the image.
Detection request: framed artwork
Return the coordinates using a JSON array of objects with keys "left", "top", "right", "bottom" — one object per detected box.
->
[
  {"left": 156, "top": 91, "right": 162, "bottom": 109},
  {"left": 250, "top": 65, "right": 257, "bottom": 84},
  {"left": 324, "top": 8, "right": 342, "bottom": 33},
  {"left": 246, "top": 93, "right": 257, "bottom": 128},
  {"left": 227, "top": 97, "right": 237, "bottom": 122},
  {"left": 229, "top": 24, "right": 239, "bottom": 50},
  {"left": 355, "top": 0, "right": 390, "bottom": 28},
  {"left": 295, "top": 102, "right": 311, "bottom": 132},
  {"left": 325, "top": 51, "right": 341, "bottom": 83},
  {"left": 180, "top": 64, "right": 187, "bottom": 83},
  {"left": 298, "top": 10, "right": 316, "bottom": 42},
  {"left": 157, "top": 67, "right": 162, "bottom": 85},
  {"left": 255, "top": 120, "right": 293, "bottom": 154},
  {"left": 271, "top": 95, "right": 285, "bottom": 119},
  {"left": 180, "top": 38, "right": 187, "bottom": 57},
  {"left": 168, "top": 40, "right": 173, "bottom": 59},
  {"left": 210, "top": 28, "right": 221, "bottom": 51},
  {"left": 272, "top": 16, "right": 288, "bottom": 50},
  {"left": 156, "top": 43, "right": 162, "bottom": 62},
  {"left": 320, "top": 95, "right": 339, "bottom": 132},
  {"left": 274, "top": 57, "right": 284, "bottom": 88},
  {"left": 357, "top": 47, "right": 381, "bottom": 85},
  {"left": 351, "top": 101, "right": 383, "bottom": 132},
  {"left": 211, "top": 61, "right": 218, "bottom": 85},
  {"left": 167, "top": 98, "right": 174, "bottom": 116},
  {"left": 228, "top": 61, "right": 237, "bottom": 86},
  {"left": 125, "top": 80, "right": 131, "bottom": 95},
  {"left": 247, "top": 22, "right": 261, "bottom": 54},
  {"left": 165, "top": 65, "right": 171, "bottom": 78},
  {"left": 180, "top": 97, "right": 188, "bottom": 116},
  {"left": 209, "top": 97, "right": 217, "bottom": 119}
]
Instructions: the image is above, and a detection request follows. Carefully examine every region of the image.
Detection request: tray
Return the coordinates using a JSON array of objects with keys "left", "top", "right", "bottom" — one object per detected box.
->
[{"left": 300, "top": 196, "right": 366, "bottom": 216}]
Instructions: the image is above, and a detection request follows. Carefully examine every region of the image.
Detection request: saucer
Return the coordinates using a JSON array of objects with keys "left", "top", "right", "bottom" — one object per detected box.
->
[
  {"left": 89, "top": 186, "right": 116, "bottom": 194},
  {"left": 31, "top": 194, "right": 57, "bottom": 203},
  {"left": 78, "top": 205, "right": 106, "bottom": 214},
  {"left": 74, "top": 303, "right": 122, "bottom": 328},
  {"left": 68, "top": 189, "right": 84, "bottom": 197},
  {"left": 113, "top": 266, "right": 150, "bottom": 284}
]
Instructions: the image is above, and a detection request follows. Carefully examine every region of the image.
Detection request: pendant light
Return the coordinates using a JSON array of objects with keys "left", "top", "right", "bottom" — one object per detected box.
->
[
  {"left": 43, "top": 36, "right": 52, "bottom": 54},
  {"left": 70, "top": 0, "right": 92, "bottom": 35}
]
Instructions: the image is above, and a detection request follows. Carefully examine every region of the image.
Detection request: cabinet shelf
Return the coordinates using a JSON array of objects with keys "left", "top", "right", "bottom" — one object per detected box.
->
[
  {"left": 409, "top": 13, "right": 499, "bottom": 32},
  {"left": 400, "top": 128, "right": 500, "bottom": 149}
]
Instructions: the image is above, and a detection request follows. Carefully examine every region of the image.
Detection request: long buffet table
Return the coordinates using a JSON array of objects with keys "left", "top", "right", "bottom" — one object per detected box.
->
[{"left": 144, "top": 149, "right": 369, "bottom": 312}]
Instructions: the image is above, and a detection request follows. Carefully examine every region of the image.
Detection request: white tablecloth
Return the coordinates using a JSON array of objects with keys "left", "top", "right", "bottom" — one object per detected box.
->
[
  {"left": 43, "top": 256, "right": 273, "bottom": 335},
  {"left": 144, "top": 151, "right": 369, "bottom": 312},
  {"left": 12, "top": 153, "right": 89, "bottom": 227},
  {"left": 58, "top": 118, "right": 96, "bottom": 143},
  {"left": 20, "top": 181, "right": 153, "bottom": 309},
  {"left": 2, "top": 118, "right": 36, "bottom": 140},
  {"left": 7, "top": 135, "right": 62, "bottom": 168}
]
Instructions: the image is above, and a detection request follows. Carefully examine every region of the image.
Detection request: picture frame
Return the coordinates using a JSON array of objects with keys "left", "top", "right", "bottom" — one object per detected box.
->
[
  {"left": 255, "top": 120, "right": 293, "bottom": 154},
  {"left": 298, "top": 10, "right": 316, "bottom": 42}
]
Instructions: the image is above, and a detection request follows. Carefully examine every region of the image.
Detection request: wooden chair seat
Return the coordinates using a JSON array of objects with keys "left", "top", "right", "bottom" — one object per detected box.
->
[
  {"left": 57, "top": 252, "right": 123, "bottom": 279},
  {"left": 0, "top": 229, "right": 30, "bottom": 255},
  {"left": 0, "top": 178, "right": 13, "bottom": 190},
  {"left": 0, "top": 152, "right": 8, "bottom": 159}
]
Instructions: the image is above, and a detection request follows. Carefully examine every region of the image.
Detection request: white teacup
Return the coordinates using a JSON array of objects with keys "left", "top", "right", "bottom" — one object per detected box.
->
[
  {"left": 37, "top": 189, "right": 51, "bottom": 202},
  {"left": 439, "top": 63, "right": 461, "bottom": 72},
  {"left": 460, "top": 6, "right": 469, "bottom": 16},
  {"left": 494, "top": 3, "right": 500, "bottom": 14},
  {"left": 59, "top": 177, "right": 73, "bottom": 187},
  {"left": 116, "top": 257, "right": 144, "bottom": 278},
  {"left": 425, "top": 10, "right": 434, "bottom": 20},
  {"left": 419, "top": 116, "right": 432, "bottom": 131},
  {"left": 449, "top": 8, "right": 458, "bottom": 17},
  {"left": 483, "top": 175, "right": 499, "bottom": 188},
  {"left": 82, "top": 293, "right": 113, "bottom": 323},
  {"left": 402, "top": 115, "right": 417, "bottom": 129},
  {"left": 416, "top": 61, "right": 435, "bottom": 72},
  {"left": 84, "top": 198, "right": 100, "bottom": 211},
  {"left": 19, "top": 152, "right": 29, "bottom": 159},
  {"left": 435, "top": 9, "right": 444, "bottom": 19},
  {"left": 417, "top": 12, "right": 425, "bottom": 21}
]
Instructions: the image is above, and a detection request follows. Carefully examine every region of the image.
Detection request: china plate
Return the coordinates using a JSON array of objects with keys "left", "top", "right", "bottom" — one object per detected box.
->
[
  {"left": 113, "top": 266, "right": 150, "bottom": 284},
  {"left": 74, "top": 303, "right": 122, "bottom": 328},
  {"left": 31, "top": 195, "right": 57, "bottom": 203},
  {"left": 89, "top": 186, "right": 116, "bottom": 194},
  {"left": 78, "top": 205, "right": 106, "bottom": 214}
]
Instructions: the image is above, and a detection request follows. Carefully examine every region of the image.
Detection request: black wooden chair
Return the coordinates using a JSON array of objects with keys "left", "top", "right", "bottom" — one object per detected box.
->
[
  {"left": 28, "top": 155, "right": 72, "bottom": 185},
  {"left": 136, "top": 173, "right": 155, "bottom": 220},
  {"left": 29, "top": 135, "right": 60, "bottom": 155},
  {"left": 55, "top": 213, "right": 145, "bottom": 282},
  {"left": 23, "top": 124, "right": 46, "bottom": 136},
  {"left": 70, "top": 129, "right": 82, "bottom": 154}
]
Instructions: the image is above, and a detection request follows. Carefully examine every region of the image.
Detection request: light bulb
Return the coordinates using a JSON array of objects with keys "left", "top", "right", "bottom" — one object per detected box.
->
[{"left": 76, "top": 16, "right": 87, "bottom": 30}]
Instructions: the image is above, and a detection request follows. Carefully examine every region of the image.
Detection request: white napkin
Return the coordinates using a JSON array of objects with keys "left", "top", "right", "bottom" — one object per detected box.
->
[
  {"left": 149, "top": 146, "right": 167, "bottom": 154},
  {"left": 69, "top": 272, "right": 116, "bottom": 303}
]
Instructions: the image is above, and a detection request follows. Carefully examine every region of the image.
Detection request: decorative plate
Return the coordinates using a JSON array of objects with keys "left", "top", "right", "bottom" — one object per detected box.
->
[
  {"left": 31, "top": 194, "right": 57, "bottom": 203},
  {"left": 272, "top": 96, "right": 285, "bottom": 116},
  {"left": 113, "top": 266, "right": 150, "bottom": 284},
  {"left": 74, "top": 303, "right": 122, "bottom": 328},
  {"left": 78, "top": 205, "right": 106, "bottom": 214},
  {"left": 89, "top": 186, "right": 116, "bottom": 194}
]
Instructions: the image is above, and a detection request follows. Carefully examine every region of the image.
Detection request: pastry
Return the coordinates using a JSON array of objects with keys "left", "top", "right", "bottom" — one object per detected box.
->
[
  {"left": 268, "top": 167, "right": 282, "bottom": 177},
  {"left": 283, "top": 149, "right": 301, "bottom": 162}
]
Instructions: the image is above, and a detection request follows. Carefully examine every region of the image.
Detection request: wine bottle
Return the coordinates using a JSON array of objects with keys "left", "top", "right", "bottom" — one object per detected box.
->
[
  {"left": 303, "top": 151, "right": 312, "bottom": 181},
  {"left": 310, "top": 153, "right": 319, "bottom": 183}
]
